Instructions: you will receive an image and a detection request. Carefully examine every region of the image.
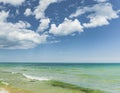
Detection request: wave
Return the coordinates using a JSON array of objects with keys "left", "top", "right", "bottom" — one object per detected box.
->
[
  {"left": 11, "top": 72, "right": 18, "bottom": 74},
  {"left": 1, "top": 82, "right": 9, "bottom": 86},
  {"left": 2, "top": 71, "right": 50, "bottom": 81},
  {"left": 23, "top": 74, "right": 50, "bottom": 81},
  {"left": 0, "top": 79, "right": 9, "bottom": 86}
]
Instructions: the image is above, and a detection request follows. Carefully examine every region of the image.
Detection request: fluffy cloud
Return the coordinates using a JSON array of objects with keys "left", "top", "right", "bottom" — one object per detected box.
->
[
  {"left": 33, "top": 0, "right": 61, "bottom": 35},
  {"left": 0, "top": 0, "right": 25, "bottom": 5},
  {"left": 34, "top": 0, "right": 58, "bottom": 19},
  {"left": 49, "top": 18, "right": 83, "bottom": 36},
  {"left": 83, "top": 3, "right": 119, "bottom": 28},
  {"left": 94, "top": 0, "right": 107, "bottom": 2},
  {"left": 37, "top": 18, "right": 50, "bottom": 32},
  {"left": 69, "top": 7, "right": 88, "bottom": 18},
  {"left": 0, "top": 11, "right": 9, "bottom": 22},
  {"left": 0, "top": 1, "right": 119, "bottom": 49},
  {"left": 70, "top": 3, "right": 119, "bottom": 28},
  {"left": 83, "top": 16, "right": 109, "bottom": 27},
  {"left": 0, "top": 0, "right": 62, "bottom": 49},
  {"left": 0, "top": 11, "right": 47, "bottom": 49},
  {"left": 24, "top": 8, "right": 32, "bottom": 16}
]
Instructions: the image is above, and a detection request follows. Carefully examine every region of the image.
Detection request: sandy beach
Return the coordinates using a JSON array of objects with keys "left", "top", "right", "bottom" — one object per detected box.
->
[{"left": 0, "top": 88, "right": 9, "bottom": 93}]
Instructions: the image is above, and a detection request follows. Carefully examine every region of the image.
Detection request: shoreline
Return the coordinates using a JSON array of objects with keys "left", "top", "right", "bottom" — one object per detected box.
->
[
  {"left": 0, "top": 63, "right": 116, "bottom": 93},
  {"left": 0, "top": 79, "right": 106, "bottom": 93},
  {"left": 0, "top": 81, "right": 31, "bottom": 93}
]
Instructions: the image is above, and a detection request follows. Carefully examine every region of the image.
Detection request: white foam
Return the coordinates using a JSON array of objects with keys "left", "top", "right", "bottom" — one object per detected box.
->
[
  {"left": 0, "top": 88, "right": 9, "bottom": 93},
  {"left": 11, "top": 72, "right": 17, "bottom": 74},
  {"left": 1, "top": 82, "right": 9, "bottom": 86},
  {"left": 23, "top": 74, "right": 49, "bottom": 81}
]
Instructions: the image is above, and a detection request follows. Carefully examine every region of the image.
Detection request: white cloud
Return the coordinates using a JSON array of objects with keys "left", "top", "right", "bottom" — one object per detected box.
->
[
  {"left": 34, "top": 0, "right": 58, "bottom": 19},
  {"left": 24, "top": 8, "right": 32, "bottom": 16},
  {"left": 70, "top": 3, "right": 119, "bottom": 28},
  {"left": 0, "top": 11, "right": 47, "bottom": 49},
  {"left": 83, "top": 16, "right": 109, "bottom": 27},
  {"left": 83, "top": 3, "right": 119, "bottom": 28},
  {"left": 37, "top": 18, "right": 50, "bottom": 32},
  {"left": 33, "top": 0, "right": 62, "bottom": 35},
  {"left": 14, "top": 20, "right": 31, "bottom": 29},
  {"left": 0, "top": 11, "right": 9, "bottom": 22},
  {"left": 69, "top": 7, "right": 88, "bottom": 18},
  {"left": 49, "top": 18, "right": 83, "bottom": 36},
  {"left": 16, "top": 9, "right": 19, "bottom": 15},
  {"left": 0, "top": 0, "right": 25, "bottom": 6},
  {"left": 0, "top": 1, "right": 119, "bottom": 50},
  {"left": 94, "top": 0, "right": 107, "bottom": 2}
]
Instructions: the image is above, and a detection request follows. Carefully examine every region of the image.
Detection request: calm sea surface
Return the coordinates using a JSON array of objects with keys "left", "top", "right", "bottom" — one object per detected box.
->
[{"left": 0, "top": 63, "right": 120, "bottom": 93}]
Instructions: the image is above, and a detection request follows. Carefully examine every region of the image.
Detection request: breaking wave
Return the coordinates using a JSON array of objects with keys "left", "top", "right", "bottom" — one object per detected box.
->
[{"left": 23, "top": 74, "right": 50, "bottom": 81}]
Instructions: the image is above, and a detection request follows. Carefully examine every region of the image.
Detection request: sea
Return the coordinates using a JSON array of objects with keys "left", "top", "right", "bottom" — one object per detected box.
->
[{"left": 0, "top": 63, "right": 120, "bottom": 93}]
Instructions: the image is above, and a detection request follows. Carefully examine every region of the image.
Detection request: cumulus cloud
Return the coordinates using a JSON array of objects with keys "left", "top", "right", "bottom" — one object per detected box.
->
[
  {"left": 0, "top": 11, "right": 9, "bottom": 22},
  {"left": 70, "top": 3, "right": 119, "bottom": 28},
  {"left": 24, "top": 8, "right": 32, "bottom": 16},
  {"left": 0, "top": 0, "right": 119, "bottom": 50},
  {"left": 33, "top": 0, "right": 61, "bottom": 35},
  {"left": 83, "top": 16, "right": 109, "bottom": 27},
  {"left": 37, "top": 18, "right": 50, "bottom": 32},
  {"left": 69, "top": 7, "right": 88, "bottom": 18},
  {"left": 94, "top": 0, "right": 108, "bottom": 2},
  {"left": 0, "top": 0, "right": 25, "bottom": 6},
  {"left": 0, "top": 11, "right": 47, "bottom": 49},
  {"left": 0, "top": 0, "right": 62, "bottom": 49},
  {"left": 49, "top": 18, "right": 83, "bottom": 36},
  {"left": 34, "top": 0, "right": 58, "bottom": 19},
  {"left": 83, "top": 3, "right": 119, "bottom": 28}
]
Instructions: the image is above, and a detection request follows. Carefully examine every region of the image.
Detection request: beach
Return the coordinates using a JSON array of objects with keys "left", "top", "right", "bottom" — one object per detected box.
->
[
  {"left": 0, "top": 72, "right": 103, "bottom": 93},
  {"left": 0, "top": 63, "right": 120, "bottom": 93}
]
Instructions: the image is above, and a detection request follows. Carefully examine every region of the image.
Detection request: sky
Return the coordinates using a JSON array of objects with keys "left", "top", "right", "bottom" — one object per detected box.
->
[{"left": 0, "top": 0, "right": 120, "bottom": 62}]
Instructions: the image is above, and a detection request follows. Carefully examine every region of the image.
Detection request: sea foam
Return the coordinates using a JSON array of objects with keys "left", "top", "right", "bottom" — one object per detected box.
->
[
  {"left": 1, "top": 82, "right": 9, "bottom": 86},
  {"left": 11, "top": 72, "right": 18, "bottom": 74},
  {"left": 23, "top": 74, "right": 49, "bottom": 81}
]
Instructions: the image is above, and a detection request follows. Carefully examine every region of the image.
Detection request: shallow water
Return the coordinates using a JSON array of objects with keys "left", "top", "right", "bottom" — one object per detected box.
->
[
  {"left": 0, "top": 63, "right": 120, "bottom": 93},
  {"left": 0, "top": 88, "right": 9, "bottom": 93}
]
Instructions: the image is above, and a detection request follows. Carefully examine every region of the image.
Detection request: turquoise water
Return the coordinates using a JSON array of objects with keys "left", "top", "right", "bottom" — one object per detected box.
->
[{"left": 0, "top": 63, "right": 120, "bottom": 93}]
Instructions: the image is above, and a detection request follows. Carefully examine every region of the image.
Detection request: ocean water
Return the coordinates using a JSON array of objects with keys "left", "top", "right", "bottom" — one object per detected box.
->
[{"left": 0, "top": 63, "right": 120, "bottom": 93}]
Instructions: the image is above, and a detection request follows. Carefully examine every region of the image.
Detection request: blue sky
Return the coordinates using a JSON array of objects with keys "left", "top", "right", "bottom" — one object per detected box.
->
[{"left": 0, "top": 0, "right": 120, "bottom": 62}]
